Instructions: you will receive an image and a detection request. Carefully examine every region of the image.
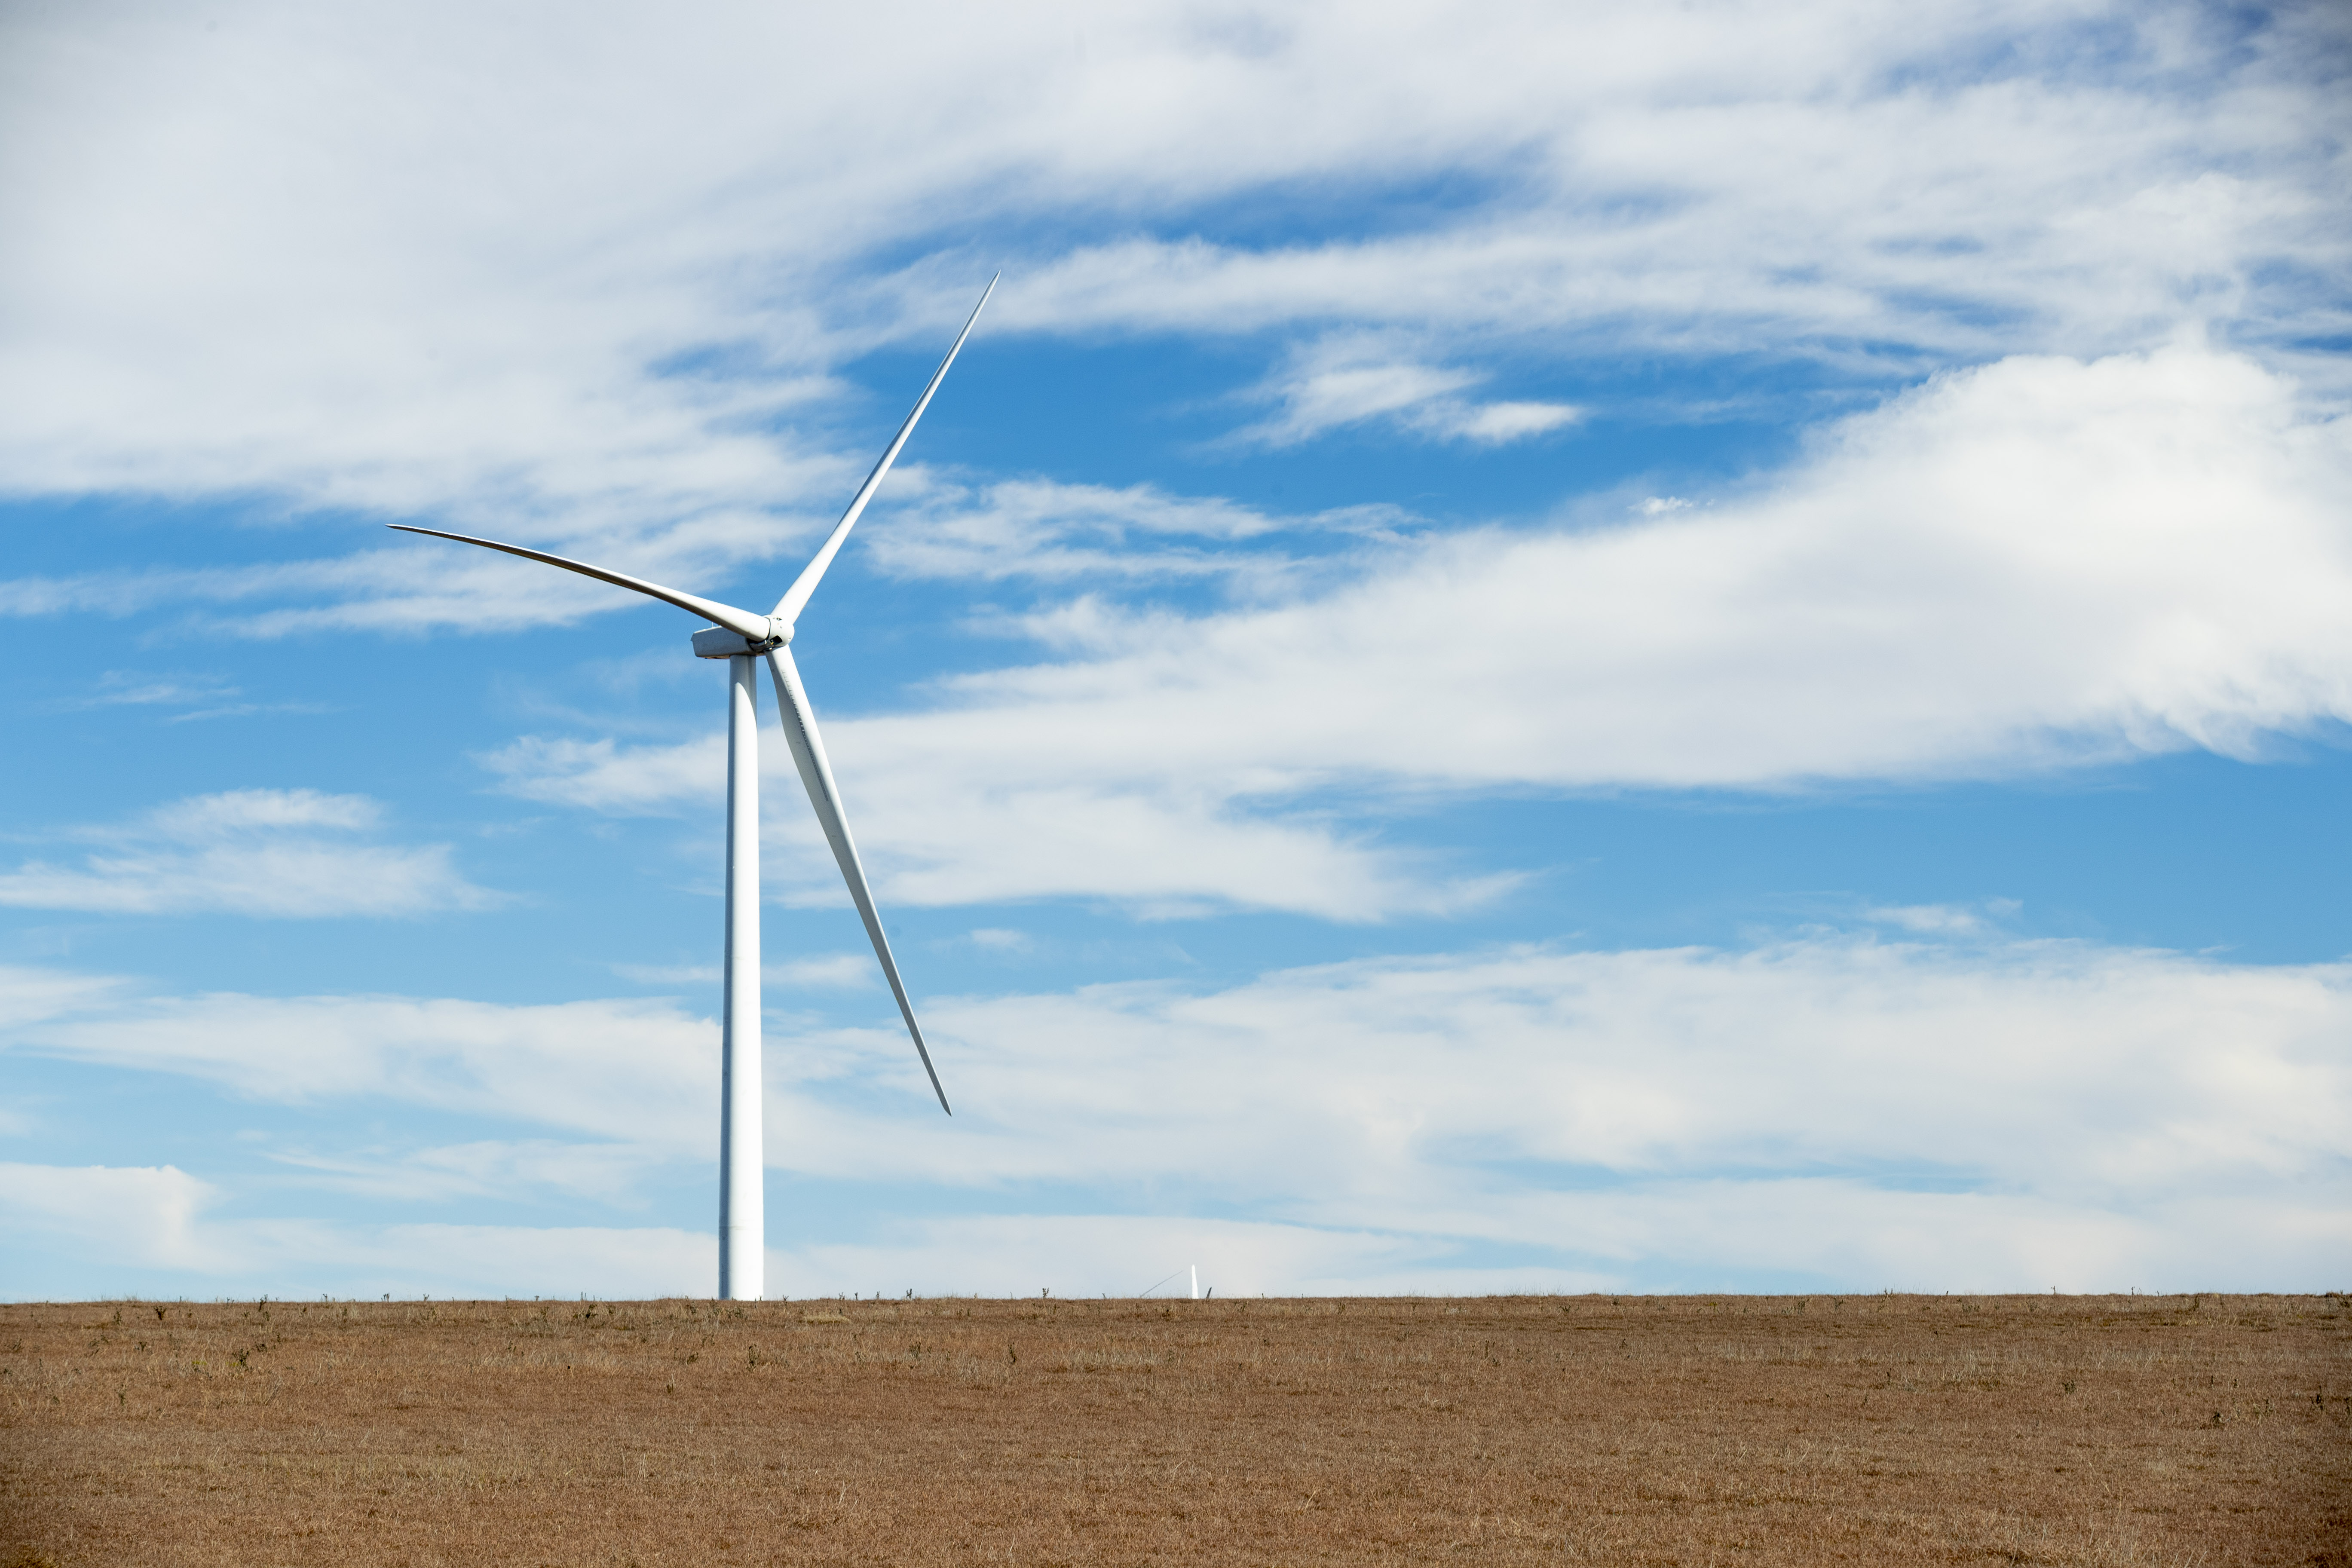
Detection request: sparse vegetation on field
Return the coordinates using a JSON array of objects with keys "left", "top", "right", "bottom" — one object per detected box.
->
[{"left": 3, "top": 1293, "right": 2346, "bottom": 1565}]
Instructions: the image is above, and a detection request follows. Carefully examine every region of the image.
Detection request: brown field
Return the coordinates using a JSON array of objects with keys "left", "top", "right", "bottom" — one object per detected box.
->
[{"left": 2, "top": 1292, "right": 2345, "bottom": 1567}]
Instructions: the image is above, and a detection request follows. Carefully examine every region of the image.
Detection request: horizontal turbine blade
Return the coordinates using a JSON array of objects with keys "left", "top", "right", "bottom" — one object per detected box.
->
[
  {"left": 770, "top": 275, "right": 998, "bottom": 628},
  {"left": 388, "top": 525, "right": 771, "bottom": 642},
  {"left": 764, "top": 648, "right": 952, "bottom": 1115}
]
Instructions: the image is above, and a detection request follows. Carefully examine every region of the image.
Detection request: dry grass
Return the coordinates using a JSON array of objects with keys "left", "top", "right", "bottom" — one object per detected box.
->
[{"left": 2, "top": 1292, "right": 2345, "bottom": 1565}]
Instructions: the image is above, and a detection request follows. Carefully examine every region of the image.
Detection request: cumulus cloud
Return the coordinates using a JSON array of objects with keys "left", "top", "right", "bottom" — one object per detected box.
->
[
  {"left": 0, "top": 789, "right": 497, "bottom": 917},
  {"left": 485, "top": 343, "right": 2352, "bottom": 916}
]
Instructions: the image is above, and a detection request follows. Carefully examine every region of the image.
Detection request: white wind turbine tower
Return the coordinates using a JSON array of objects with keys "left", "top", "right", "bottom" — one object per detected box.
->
[{"left": 395, "top": 279, "right": 995, "bottom": 1301}]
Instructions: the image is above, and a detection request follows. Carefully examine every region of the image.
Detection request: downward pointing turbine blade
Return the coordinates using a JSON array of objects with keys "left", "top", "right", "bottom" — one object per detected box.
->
[
  {"left": 388, "top": 525, "right": 772, "bottom": 642},
  {"left": 763, "top": 647, "right": 952, "bottom": 1116},
  {"left": 771, "top": 276, "right": 998, "bottom": 629}
]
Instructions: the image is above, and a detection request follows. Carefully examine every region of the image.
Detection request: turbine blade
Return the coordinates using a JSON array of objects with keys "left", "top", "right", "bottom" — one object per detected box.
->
[
  {"left": 388, "top": 525, "right": 771, "bottom": 642},
  {"left": 763, "top": 647, "right": 952, "bottom": 1115},
  {"left": 770, "top": 275, "right": 998, "bottom": 628}
]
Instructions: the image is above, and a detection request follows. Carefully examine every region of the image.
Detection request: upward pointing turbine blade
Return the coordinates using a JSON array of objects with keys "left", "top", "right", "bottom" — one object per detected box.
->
[
  {"left": 387, "top": 525, "right": 773, "bottom": 642},
  {"left": 763, "top": 647, "right": 952, "bottom": 1116},
  {"left": 770, "top": 276, "right": 998, "bottom": 629}
]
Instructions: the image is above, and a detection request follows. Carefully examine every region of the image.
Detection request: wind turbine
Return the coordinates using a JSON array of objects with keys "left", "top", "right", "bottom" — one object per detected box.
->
[{"left": 394, "top": 279, "right": 995, "bottom": 1301}]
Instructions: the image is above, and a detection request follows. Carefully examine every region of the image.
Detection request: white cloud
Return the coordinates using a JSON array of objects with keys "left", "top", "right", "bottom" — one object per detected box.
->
[
  {"left": 0, "top": 789, "right": 497, "bottom": 917},
  {"left": 0, "top": 0, "right": 2339, "bottom": 554},
  {"left": 147, "top": 789, "right": 380, "bottom": 835},
  {"left": 967, "top": 928, "right": 1031, "bottom": 952},
  {"left": 0, "top": 965, "right": 129, "bottom": 1029},
  {"left": 3, "top": 3, "right": 2343, "bottom": 1306},
  {"left": 861, "top": 477, "right": 1396, "bottom": 588},
  {"left": 761, "top": 1191, "right": 2332, "bottom": 1300},
  {"left": 1865, "top": 901, "right": 2011, "bottom": 935},
  {"left": 19, "top": 984, "right": 715, "bottom": 1150},
  {"left": 784, "top": 935, "right": 2352, "bottom": 1199},
  {"left": 611, "top": 955, "right": 877, "bottom": 989},
  {"left": 4, "top": 925, "right": 2345, "bottom": 1293},
  {"left": 1237, "top": 352, "right": 1475, "bottom": 444},
  {"left": 266, "top": 1139, "right": 683, "bottom": 1207},
  {"left": 50, "top": 670, "right": 331, "bottom": 722},
  {"left": 764, "top": 932, "right": 2351, "bottom": 1289},
  {"left": 66, "top": 673, "right": 237, "bottom": 708},
  {"left": 0, "top": 474, "right": 1389, "bottom": 643},
  {"left": 1444, "top": 400, "right": 1583, "bottom": 444},
  {"left": 486, "top": 724, "right": 1513, "bottom": 919},
  {"left": 914, "top": 342, "right": 2352, "bottom": 794},
  {"left": 487, "top": 344, "right": 2352, "bottom": 916},
  {"left": 0, "top": 1161, "right": 711, "bottom": 1297},
  {"left": 768, "top": 1213, "right": 1619, "bottom": 1300},
  {"left": 0, "top": 1161, "right": 217, "bottom": 1273},
  {"left": 1231, "top": 338, "right": 1583, "bottom": 447},
  {"left": 1003, "top": 29, "right": 2346, "bottom": 374}
]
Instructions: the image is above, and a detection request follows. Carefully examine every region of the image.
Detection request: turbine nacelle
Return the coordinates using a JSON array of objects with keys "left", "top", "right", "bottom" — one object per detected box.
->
[{"left": 692, "top": 620, "right": 793, "bottom": 659}]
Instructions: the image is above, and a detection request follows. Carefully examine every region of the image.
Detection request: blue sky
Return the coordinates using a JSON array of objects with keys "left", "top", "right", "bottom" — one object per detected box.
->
[{"left": 3, "top": 0, "right": 2347, "bottom": 1300}]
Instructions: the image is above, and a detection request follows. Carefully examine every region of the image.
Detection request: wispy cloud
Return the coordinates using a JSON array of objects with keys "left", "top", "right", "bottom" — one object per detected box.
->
[
  {"left": 1, "top": 0, "right": 2340, "bottom": 534},
  {"left": 484, "top": 726, "right": 1515, "bottom": 921},
  {"left": 775, "top": 935, "right": 2352, "bottom": 1200},
  {"left": 1229, "top": 338, "right": 1583, "bottom": 448},
  {"left": 967, "top": 928, "right": 1030, "bottom": 952},
  {"left": 0, "top": 1164, "right": 711, "bottom": 1296},
  {"left": 264, "top": 1138, "right": 681, "bottom": 1206},
  {"left": 52, "top": 671, "right": 329, "bottom": 722},
  {"left": 0, "top": 965, "right": 131, "bottom": 1029},
  {"left": 63, "top": 673, "right": 242, "bottom": 710},
  {"left": 0, "top": 789, "right": 498, "bottom": 917},
  {"left": 6, "top": 924, "right": 2346, "bottom": 1292},
  {"left": 1864, "top": 900, "right": 2019, "bottom": 936},
  {"left": 12, "top": 977, "right": 712, "bottom": 1148},
  {"left": 1002, "top": 37, "right": 2347, "bottom": 377},
  {"left": 610, "top": 955, "right": 877, "bottom": 989},
  {"left": 890, "top": 342, "right": 2352, "bottom": 788},
  {"left": 481, "top": 343, "right": 2352, "bottom": 915},
  {"left": 862, "top": 478, "right": 1402, "bottom": 589},
  {"left": 0, "top": 524, "right": 849, "bottom": 643},
  {"left": 757, "top": 933, "right": 2352, "bottom": 1292}
]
